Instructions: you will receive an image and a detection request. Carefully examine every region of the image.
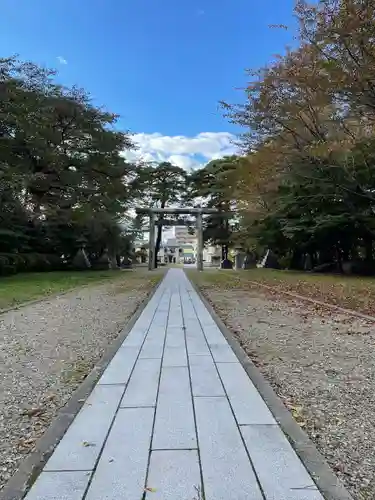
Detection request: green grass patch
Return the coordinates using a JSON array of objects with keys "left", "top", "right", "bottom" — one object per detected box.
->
[{"left": 0, "top": 269, "right": 159, "bottom": 311}]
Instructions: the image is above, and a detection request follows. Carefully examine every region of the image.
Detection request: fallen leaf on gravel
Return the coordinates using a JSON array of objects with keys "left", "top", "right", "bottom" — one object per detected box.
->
[
  {"left": 17, "top": 437, "right": 36, "bottom": 448},
  {"left": 45, "top": 393, "right": 56, "bottom": 401},
  {"left": 21, "top": 407, "right": 45, "bottom": 418},
  {"left": 289, "top": 404, "right": 303, "bottom": 415},
  {"left": 286, "top": 404, "right": 307, "bottom": 427}
]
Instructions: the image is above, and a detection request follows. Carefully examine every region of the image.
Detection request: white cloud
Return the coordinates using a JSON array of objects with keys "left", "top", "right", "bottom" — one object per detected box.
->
[
  {"left": 57, "top": 56, "right": 68, "bottom": 65},
  {"left": 124, "top": 132, "right": 237, "bottom": 170},
  {"left": 168, "top": 154, "right": 197, "bottom": 170}
]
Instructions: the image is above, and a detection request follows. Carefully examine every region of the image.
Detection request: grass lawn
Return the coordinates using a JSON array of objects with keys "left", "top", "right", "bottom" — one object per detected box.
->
[
  {"left": 187, "top": 268, "right": 375, "bottom": 316},
  {"left": 0, "top": 268, "right": 161, "bottom": 310}
]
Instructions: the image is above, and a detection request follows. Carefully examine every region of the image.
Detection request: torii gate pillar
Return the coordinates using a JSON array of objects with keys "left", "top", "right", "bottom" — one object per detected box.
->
[
  {"left": 148, "top": 212, "right": 155, "bottom": 271},
  {"left": 136, "top": 207, "right": 231, "bottom": 272},
  {"left": 196, "top": 210, "right": 203, "bottom": 271}
]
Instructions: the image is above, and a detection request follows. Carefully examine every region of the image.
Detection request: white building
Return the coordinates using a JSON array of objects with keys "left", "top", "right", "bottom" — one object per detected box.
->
[
  {"left": 173, "top": 226, "right": 196, "bottom": 245},
  {"left": 133, "top": 227, "right": 223, "bottom": 267}
]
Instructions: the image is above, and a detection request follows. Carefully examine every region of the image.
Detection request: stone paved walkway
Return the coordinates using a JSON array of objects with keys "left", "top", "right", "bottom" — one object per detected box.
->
[{"left": 24, "top": 269, "right": 324, "bottom": 500}]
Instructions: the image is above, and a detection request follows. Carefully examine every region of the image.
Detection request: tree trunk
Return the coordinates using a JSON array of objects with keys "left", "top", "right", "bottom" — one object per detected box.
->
[
  {"left": 336, "top": 246, "right": 343, "bottom": 273},
  {"left": 223, "top": 244, "right": 228, "bottom": 260},
  {"left": 364, "top": 238, "right": 373, "bottom": 261},
  {"left": 290, "top": 249, "right": 302, "bottom": 270},
  {"left": 154, "top": 222, "right": 162, "bottom": 269}
]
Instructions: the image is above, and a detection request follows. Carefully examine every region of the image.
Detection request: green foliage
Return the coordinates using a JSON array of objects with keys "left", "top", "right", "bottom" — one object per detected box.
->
[
  {"left": 0, "top": 55, "right": 135, "bottom": 276},
  {"left": 131, "top": 162, "right": 188, "bottom": 267},
  {"left": 187, "top": 157, "right": 238, "bottom": 257},
  {"left": 220, "top": 1, "right": 375, "bottom": 273},
  {"left": 132, "top": 162, "right": 187, "bottom": 208}
]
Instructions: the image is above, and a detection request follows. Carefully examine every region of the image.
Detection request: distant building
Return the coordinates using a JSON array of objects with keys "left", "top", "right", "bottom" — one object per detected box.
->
[
  {"left": 159, "top": 238, "right": 181, "bottom": 264},
  {"left": 133, "top": 229, "right": 223, "bottom": 267},
  {"left": 174, "top": 226, "right": 196, "bottom": 245},
  {"left": 158, "top": 238, "right": 195, "bottom": 264}
]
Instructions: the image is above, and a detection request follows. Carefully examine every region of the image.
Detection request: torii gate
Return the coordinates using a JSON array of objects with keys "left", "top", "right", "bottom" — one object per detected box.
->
[{"left": 135, "top": 207, "right": 226, "bottom": 271}]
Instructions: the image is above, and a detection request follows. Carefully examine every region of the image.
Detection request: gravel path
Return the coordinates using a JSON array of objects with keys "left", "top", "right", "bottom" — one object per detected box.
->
[
  {"left": 196, "top": 282, "right": 375, "bottom": 500},
  {"left": 0, "top": 272, "right": 162, "bottom": 490}
]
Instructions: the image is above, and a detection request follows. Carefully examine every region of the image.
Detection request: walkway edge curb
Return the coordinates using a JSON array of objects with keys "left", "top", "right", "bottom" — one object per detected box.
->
[
  {"left": 0, "top": 277, "right": 163, "bottom": 500},
  {"left": 187, "top": 274, "right": 354, "bottom": 500}
]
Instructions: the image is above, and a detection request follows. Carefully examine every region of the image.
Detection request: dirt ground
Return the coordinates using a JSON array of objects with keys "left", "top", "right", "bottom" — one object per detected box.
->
[{"left": 188, "top": 269, "right": 375, "bottom": 500}]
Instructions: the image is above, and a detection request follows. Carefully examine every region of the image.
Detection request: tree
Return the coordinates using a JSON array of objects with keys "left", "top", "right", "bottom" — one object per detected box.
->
[
  {"left": 220, "top": 0, "right": 375, "bottom": 273},
  {"left": 0, "top": 55, "right": 135, "bottom": 275},
  {"left": 188, "top": 157, "right": 238, "bottom": 260},
  {"left": 131, "top": 162, "right": 188, "bottom": 267},
  {"left": 1, "top": 57, "right": 133, "bottom": 220}
]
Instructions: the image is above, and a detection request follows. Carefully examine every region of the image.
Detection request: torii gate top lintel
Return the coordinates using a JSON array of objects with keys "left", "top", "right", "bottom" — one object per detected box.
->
[
  {"left": 135, "top": 206, "right": 233, "bottom": 271},
  {"left": 135, "top": 207, "right": 224, "bottom": 215}
]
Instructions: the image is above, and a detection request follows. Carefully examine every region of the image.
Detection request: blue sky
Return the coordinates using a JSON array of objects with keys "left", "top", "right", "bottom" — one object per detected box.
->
[{"left": 1, "top": 0, "right": 295, "bottom": 169}]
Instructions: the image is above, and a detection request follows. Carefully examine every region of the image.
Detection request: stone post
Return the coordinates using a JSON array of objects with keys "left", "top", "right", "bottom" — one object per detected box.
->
[{"left": 235, "top": 251, "right": 245, "bottom": 270}]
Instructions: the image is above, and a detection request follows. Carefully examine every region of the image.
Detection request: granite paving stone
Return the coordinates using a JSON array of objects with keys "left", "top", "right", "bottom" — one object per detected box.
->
[
  {"left": 139, "top": 337, "right": 165, "bottom": 359},
  {"left": 139, "top": 323, "right": 167, "bottom": 359},
  {"left": 44, "top": 385, "right": 124, "bottom": 471},
  {"left": 153, "top": 366, "right": 197, "bottom": 449},
  {"left": 201, "top": 324, "right": 229, "bottom": 346},
  {"left": 209, "top": 343, "right": 239, "bottom": 363},
  {"left": 186, "top": 334, "right": 211, "bottom": 356},
  {"left": 183, "top": 316, "right": 211, "bottom": 355},
  {"left": 241, "top": 424, "right": 324, "bottom": 500},
  {"left": 120, "top": 327, "right": 148, "bottom": 347},
  {"left": 146, "top": 450, "right": 201, "bottom": 500},
  {"left": 217, "top": 362, "right": 276, "bottom": 425},
  {"left": 24, "top": 472, "right": 91, "bottom": 500},
  {"left": 194, "top": 396, "right": 263, "bottom": 500},
  {"left": 165, "top": 326, "right": 185, "bottom": 347},
  {"left": 85, "top": 408, "right": 154, "bottom": 500},
  {"left": 120, "top": 358, "right": 161, "bottom": 407},
  {"left": 162, "top": 346, "right": 188, "bottom": 367},
  {"left": 152, "top": 310, "right": 169, "bottom": 327},
  {"left": 167, "top": 314, "right": 184, "bottom": 328},
  {"left": 188, "top": 299, "right": 216, "bottom": 326},
  {"left": 189, "top": 355, "right": 225, "bottom": 397},
  {"left": 97, "top": 346, "right": 140, "bottom": 385}
]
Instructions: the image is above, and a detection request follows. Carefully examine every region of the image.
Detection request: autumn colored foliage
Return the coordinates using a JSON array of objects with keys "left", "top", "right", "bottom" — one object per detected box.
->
[{"left": 223, "top": 0, "right": 375, "bottom": 272}]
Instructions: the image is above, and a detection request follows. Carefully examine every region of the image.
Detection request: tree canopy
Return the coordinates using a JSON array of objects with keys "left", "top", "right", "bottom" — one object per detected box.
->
[
  {"left": 131, "top": 161, "right": 188, "bottom": 267},
  {"left": 187, "top": 157, "right": 238, "bottom": 258},
  {"left": 0, "top": 56, "right": 135, "bottom": 275},
  {"left": 6, "top": 0, "right": 375, "bottom": 276},
  {"left": 218, "top": 0, "right": 375, "bottom": 273}
]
